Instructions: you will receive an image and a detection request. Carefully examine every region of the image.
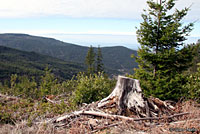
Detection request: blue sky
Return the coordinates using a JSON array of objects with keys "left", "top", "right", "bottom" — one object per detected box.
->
[{"left": 0, "top": 0, "right": 200, "bottom": 50}]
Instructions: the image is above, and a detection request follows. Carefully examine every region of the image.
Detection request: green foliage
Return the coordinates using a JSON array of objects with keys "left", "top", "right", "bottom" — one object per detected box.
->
[
  {"left": 4, "top": 74, "right": 38, "bottom": 98},
  {"left": 0, "top": 104, "right": 14, "bottom": 124},
  {"left": 0, "top": 46, "right": 84, "bottom": 81},
  {"left": 39, "top": 68, "right": 60, "bottom": 96},
  {"left": 0, "top": 98, "right": 70, "bottom": 125},
  {"left": 0, "top": 68, "right": 116, "bottom": 125},
  {"left": 0, "top": 67, "right": 115, "bottom": 106},
  {"left": 133, "top": 0, "right": 194, "bottom": 101},
  {"left": 71, "top": 72, "right": 115, "bottom": 105},
  {"left": 188, "top": 42, "right": 200, "bottom": 73},
  {"left": 0, "top": 34, "right": 138, "bottom": 75},
  {"left": 85, "top": 46, "right": 96, "bottom": 75},
  {"left": 96, "top": 46, "right": 104, "bottom": 73},
  {"left": 100, "top": 46, "right": 137, "bottom": 74},
  {"left": 59, "top": 77, "right": 77, "bottom": 94},
  {"left": 184, "top": 65, "right": 200, "bottom": 102},
  {"left": 85, "top": 45, "right": 105, "bottom": 74},
  {"left": 0, "top": 68, "right": 64, "bottom": 99}
]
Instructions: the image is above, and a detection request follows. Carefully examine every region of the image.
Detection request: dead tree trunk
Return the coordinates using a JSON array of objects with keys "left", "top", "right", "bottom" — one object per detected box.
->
[
  {"left": 98, "top": 76, "right": 147, "bottom": 116},
  {"left": 98, "top": 76, "right": 174, "bottom": 117}
]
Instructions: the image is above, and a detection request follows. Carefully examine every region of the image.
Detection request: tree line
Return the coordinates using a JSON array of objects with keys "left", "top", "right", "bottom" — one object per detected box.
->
[{"left": 85, "top": 46, "right": 104, "bottom": 75}]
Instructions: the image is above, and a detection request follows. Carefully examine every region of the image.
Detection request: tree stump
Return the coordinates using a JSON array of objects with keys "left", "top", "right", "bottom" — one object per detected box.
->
[{"left": 98, "top": 76, "right": 175, "bottom": 117}]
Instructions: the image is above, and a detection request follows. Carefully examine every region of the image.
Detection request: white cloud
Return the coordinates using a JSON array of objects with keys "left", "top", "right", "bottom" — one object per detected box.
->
[
  {"left": 1, "top": 29, "right": 136, "bottom": 36},
  {"left": 0, "top": 0, "right": 199, "bottom": 20}
]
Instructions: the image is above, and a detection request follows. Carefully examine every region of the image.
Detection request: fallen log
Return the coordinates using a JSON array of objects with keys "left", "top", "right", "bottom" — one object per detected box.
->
[{"left": 55, "top": 110, "right": 190, "bottom": 123}]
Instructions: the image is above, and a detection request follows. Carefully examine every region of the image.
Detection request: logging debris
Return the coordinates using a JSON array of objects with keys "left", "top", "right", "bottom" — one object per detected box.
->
[{"left": 48, "top": 76, "right": 194, "bottom": 133}]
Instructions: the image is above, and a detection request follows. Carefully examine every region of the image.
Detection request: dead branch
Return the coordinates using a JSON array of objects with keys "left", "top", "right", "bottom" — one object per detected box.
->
[
  {"left": 44, "top": 97, "right": 60, "bottom": 104},
  {"left": 158, "top": 118, "right": 200, "bottom": 126},
  {"left": 55, "top": 110, "right": 84, "bottom": 122},
  {"left": 55, "top": 110, "right": 190, "bottom": 123},
  {"left": 132, "top": 112, "right": 190, "bottom": 121},
  {"left": 0, "top": 93, "right": 19, "bottom": 101},
  {"left": 44, "top": 97, "right": 69, "bottom": 105},
  {"left": 91, "top": 122, "right": 123, "bottom": 133}
]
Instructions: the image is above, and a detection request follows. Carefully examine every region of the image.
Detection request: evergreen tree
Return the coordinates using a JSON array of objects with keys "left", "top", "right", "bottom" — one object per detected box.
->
[
  {"left": 85, "top": 46, "right": 96, "bottom": 75},
  {"left": 96, "top": 46, "right": 104, "bottom": 73},
  {"left": 188, "top": 41, "right": 200, "bottom": 73},
  {"left": 133, "top": 0, "right": 195, "bottom": 100}
]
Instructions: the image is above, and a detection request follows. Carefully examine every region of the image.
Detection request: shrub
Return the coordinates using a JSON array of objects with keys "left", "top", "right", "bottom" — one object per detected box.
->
[
  {"left": 184, "top": 66, "right": 200, "bottom": 102},
  {"left": 39, "top": 68, "right": 60, "bottom": 97},
  {"left": 0, "top": 68, "right": 62, "bottom": 99},
  {"left": 127, "top": 71, "right": 188, "bottom": 101},
  {"left": 0, "top": 68, "right": 116, "bottom": 107},
  {"left": 0, "top": 104, "right": 14, "bottom": 124},
  {"left": 0, "top": 74, "right": 38, "bottom": 99},
  {"left": 71, "top": 72, "right": 115, "bottom": 105}
]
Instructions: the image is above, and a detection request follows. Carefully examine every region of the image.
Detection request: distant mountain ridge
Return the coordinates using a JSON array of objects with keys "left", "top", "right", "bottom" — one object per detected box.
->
[
  {"left": 0, "top": 33, "right": 138, "bottom": 74},
  {"left": 0, "top": 46, "right": 84, "bottom": 81}
]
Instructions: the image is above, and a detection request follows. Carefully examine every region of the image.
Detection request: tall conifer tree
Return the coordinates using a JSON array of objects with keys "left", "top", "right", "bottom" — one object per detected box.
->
[
  {"left": 96, "top": 46, "right": 104, "bottom": 73},
  {"left": 85, "top": 46, "right": 96, "bottom": 75},
  {"left": 133, "top": 0, "right": 194, "bottom": 100}
]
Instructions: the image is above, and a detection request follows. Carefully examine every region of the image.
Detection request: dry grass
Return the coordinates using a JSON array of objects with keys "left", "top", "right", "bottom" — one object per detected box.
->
[
  {"left": 0, "top": 100, "right": 199, "bottom": 134},
  {"left": 147, "top": 100, "right": 200, "bottom": 134}
]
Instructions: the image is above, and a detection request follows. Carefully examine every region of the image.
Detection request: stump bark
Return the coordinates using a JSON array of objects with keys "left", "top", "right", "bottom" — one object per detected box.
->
[{"left": 98, "top": 76, "right": 174, "bottom": 117}]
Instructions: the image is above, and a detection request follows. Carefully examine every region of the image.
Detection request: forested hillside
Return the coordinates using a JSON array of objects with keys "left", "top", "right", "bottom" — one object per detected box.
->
[
  {"left": 0, "top": 46, "right": 84, "bottom": 81},
  {"left": 0, "top": 34, "right": 138, "bottom": 74}
]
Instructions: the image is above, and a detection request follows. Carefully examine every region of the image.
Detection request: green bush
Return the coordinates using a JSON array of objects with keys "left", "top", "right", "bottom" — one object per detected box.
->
[
  {"left": 0, "top": 104, "right": 14, "bottom": 124},
  {"left": 0, "top": 68, "right": 116, "bottom": 107},
  {"left": 184, "top": 66, "right": 200, "bottom": 102},
  {"left": 127, "top": 69, "right": 188, "bottom": 101},
  {"left": 39, "top": 68, "right": 61, "bottom": 97},
  {"left": 71, "top": 72, "right": 115, "bottom": 105},
  {"left": 59, "top": 76, "right": 77, "bottom": 94},
  {"left": 0, "top": 68, "right": 63, "bottom": 99},
  {"left": 0, "top": 74, "right": 38, "bottom": 99}
]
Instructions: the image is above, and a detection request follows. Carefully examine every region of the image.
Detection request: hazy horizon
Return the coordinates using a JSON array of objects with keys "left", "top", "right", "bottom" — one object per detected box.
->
[
  {"left": 1, "top": 32, "right": 198, "bottom": 50},
  {"left": 0, "top": 0, "right": 199, "bottom": 50}
]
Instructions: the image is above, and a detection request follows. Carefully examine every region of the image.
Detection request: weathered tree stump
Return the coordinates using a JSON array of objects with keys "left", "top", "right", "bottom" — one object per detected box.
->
[
  {"left": 52, "top": 76, "right": 182, "bottom": 128},
  {"left": 98, "top": 76, "right": 174, "bottom": 117}
]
